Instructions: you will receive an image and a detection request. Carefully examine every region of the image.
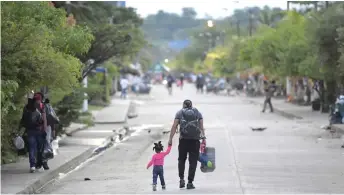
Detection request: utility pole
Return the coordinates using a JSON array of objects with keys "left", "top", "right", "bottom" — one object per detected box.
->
[
  {"left": 66, "top": 1, "right": 71, "bottom": 15},
  {"left": 248, "top": 9, "right": 253, "bottom": 37},
  {"left": 236, "top": 19, "right": 240, "bottom": 37}
]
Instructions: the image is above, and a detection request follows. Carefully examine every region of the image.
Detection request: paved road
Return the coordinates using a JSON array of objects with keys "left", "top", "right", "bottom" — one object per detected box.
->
[{"left": 41, "top": 83, "right": 344, "bottom": 194}]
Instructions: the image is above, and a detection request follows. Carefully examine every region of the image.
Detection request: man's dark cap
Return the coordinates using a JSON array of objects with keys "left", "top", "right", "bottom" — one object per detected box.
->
[{"left": 183, "top": 99, "right": 192, "bottom": 108}]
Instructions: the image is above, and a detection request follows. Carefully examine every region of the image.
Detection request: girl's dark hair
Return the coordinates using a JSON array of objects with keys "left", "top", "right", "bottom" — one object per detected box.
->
[{"left": 153, "top": 141, "right": 164, "bottom": 153}]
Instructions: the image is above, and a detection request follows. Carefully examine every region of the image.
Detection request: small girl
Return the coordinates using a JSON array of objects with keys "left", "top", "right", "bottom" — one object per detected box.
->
[{"left": 146, "top": 141, "right": 171, "bottom": 191}]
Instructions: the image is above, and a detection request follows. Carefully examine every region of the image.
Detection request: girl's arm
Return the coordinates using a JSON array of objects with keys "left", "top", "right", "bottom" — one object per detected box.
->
[
  {"left": 162, "top": 145, "right": 172, "bottom": 156},
  {"left": 146, "top": 155, "right": 155, "bottom": 169}
]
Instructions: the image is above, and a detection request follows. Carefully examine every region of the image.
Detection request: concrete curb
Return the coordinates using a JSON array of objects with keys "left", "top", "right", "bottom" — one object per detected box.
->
[
  {"left": 245, "top": 99, "right": 303, "bottom": 120},
  {"left": 93, "top": 121, "right": 127, "bottom": 125},
  {"left": 93, "top": 100, "right": 137, "bottom": 125},
  {"left": 31, "top": 128, "right": 163, "bottom": 194},
  {"left": 17, "top": 147, "right": 96, "bottom": 194},
  {"left": 20, "top": 127, "right": 132, "bottom": 194},
  {"left": 65, "top": 124, "right": 89, "bottom": 136}
]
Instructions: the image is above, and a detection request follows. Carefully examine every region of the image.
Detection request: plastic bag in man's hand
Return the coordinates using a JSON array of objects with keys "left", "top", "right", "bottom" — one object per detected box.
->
[
  {"left": 45, "top": 104, "right": 60, "bottom": 125},
  {"left": 51, "top": 139, "right": 59, "bottom": 156},
  {"left": 13, "top": 136, "right": 25, "bottom": 150},
  {"left": 42, "top": 140, "right": 54, "bottom": 160}
]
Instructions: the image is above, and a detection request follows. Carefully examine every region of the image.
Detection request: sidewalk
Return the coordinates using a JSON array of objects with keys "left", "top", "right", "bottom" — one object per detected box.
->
[
  {"left": 93, "top": 99, "right": 132, "bottom": 124},
  {"left": 244, "top": 96, "right": 329, "bottom": 127},
  {"left": 0, "top": 98, "right": 133, "bottom": 194}
]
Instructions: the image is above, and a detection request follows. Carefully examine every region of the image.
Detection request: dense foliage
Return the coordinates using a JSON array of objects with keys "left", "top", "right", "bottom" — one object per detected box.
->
[
  {"left": 1, "top": 1, "right": 146, "bottom": 164},
  {"left": 1, "top": 1, "right": 93, "bottom": 163},
  {"left": 171, "top": 2, "right": 344, "bottom": 110}
]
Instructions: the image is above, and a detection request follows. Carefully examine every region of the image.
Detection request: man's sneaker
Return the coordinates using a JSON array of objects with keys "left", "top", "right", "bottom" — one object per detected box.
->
[
  {"left": 35, "top": 166, "right": 44, "bottom": 172},
  {"left": 179, "top": 179, "right": 185, "bottom": 188},
  {"left": 43, "top": 162, "right": 50, "bottom": 170},
  {"left": 162, "top": 185, "right": 166, "bottom": 190},
  {"left": 30, "top": 167, "right": 35, "bottom": 173},
  {"left": 187, "top": 183, "right": 196, "bottom": 190},
  {"left": 152, "top": 184, "right": 157, "bottom": 191}
]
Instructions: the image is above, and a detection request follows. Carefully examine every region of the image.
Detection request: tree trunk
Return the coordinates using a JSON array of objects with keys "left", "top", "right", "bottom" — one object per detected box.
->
[
  {"left": 318, "top": 80, "right": 326, "bottom": 112},
  {"left": 236, "top": 20, "right": 240, "bottom": 37},
  {"left": 306, "top": 85, "right": 311, "bottom": 104},
  {"left": 314, "top": 2, "right": 318, "bottom": 11}
]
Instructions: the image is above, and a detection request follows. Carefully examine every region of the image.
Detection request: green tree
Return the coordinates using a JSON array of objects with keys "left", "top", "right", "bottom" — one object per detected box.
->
[
  {"left": 306, "top": 2, "right": 344, "bottom": 107},
  {"left": 1, "top": 1, "right": 93, "bottom": 163},
  {"left": 52, "top": 2, "right": 146, "bottom": 78}
]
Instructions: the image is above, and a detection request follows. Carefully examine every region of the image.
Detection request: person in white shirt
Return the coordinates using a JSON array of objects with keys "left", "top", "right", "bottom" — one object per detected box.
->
[
  {"left": 120, "top": 77, "right": 129, "bottom": 99},
  {"left": 132, "top": 76, "right": 140, "bottom": 95}
]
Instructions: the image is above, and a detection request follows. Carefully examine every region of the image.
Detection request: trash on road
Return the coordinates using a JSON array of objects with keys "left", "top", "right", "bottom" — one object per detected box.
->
[
  {"left": 250, "top": 127, "right": 267, "bottom": 131},
  {"left": 320, "top": 125, "right": 331, "bottom": 130},
  {"left": 84, "top": 178, "right": 91, "bottom": 181}
]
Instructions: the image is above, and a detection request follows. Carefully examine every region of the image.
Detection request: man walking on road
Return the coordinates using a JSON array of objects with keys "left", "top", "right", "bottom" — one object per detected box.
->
[
  {"left": 179, "top": 73, "right": 184, "bottom": 90},
  {"left": 262, "top": 80, "right": 277, "bottom": 113},
  {"left": 168, "top": 99, "right": 205, "bottom": 190},
  {"left": 196, "top": 74, "right": 205, "bottom": 93},
  {"left": 120, "top": 76, "right": 129, "bottom": 99}
]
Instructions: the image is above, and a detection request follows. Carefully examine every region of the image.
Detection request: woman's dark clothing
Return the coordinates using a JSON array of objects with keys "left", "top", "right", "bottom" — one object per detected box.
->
[{"left": 21, "top": 103, "right": 45, "bottom": 168}]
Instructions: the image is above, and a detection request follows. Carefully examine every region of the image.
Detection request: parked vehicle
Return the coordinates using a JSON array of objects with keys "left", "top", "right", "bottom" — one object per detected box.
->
[
  {"left": 137, "top": 82, "right": 151, "bottom": 94},
  {"left": 205, "top": 79, "right": 217, "bottom": 93}
]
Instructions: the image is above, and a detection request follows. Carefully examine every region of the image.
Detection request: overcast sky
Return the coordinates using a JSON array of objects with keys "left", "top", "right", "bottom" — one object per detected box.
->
[{"left": 126, "top": 0, "right": 288, "bottom": 19}]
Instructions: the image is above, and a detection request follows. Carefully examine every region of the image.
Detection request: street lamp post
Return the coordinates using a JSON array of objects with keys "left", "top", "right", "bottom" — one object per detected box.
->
[
  {"left": 83, "top": 59, "right": 94, "bottom": 112},
  {"left": 248, "top": 9, "right": 254, "bottom": 37},
  {"left": 206, "top": 20, "right": 214, "bottom": 51},
  {"left": 66, "top": 1, "right": 71, "bottom": 15}
]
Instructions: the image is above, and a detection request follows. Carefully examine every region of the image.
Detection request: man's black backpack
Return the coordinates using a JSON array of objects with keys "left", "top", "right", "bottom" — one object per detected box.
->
[{"left": 179, "top": 108, "right": 200, "bottom": 140}]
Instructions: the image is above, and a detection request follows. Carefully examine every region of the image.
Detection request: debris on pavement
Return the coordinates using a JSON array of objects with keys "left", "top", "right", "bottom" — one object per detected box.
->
[
  {"left": 162, "top": 130, "right": 170, "bottom": 134},
  {"left": 84, "top": 178, "right": 91, "bottom": 181},
  {"left": 321, "top": 125, "right": 331, "bottom": 130},
  {"left": 250, "top": 127, "right": 267, "bottom": 131}
]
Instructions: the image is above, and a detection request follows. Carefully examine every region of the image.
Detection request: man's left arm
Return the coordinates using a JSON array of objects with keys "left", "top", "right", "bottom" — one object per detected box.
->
[{"left": 198, "top": 111, "right": 205, "bottom": 137}]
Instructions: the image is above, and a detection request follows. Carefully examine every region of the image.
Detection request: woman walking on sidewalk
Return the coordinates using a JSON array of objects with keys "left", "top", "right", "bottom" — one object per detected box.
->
[{"left": 20, "top": 95, "right": 46, "bottom": 173}]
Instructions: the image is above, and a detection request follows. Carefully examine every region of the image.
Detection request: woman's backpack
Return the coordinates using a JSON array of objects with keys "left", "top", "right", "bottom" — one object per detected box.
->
[{"left": 23, "top": 108, "right": 42, "bottom": 130}]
